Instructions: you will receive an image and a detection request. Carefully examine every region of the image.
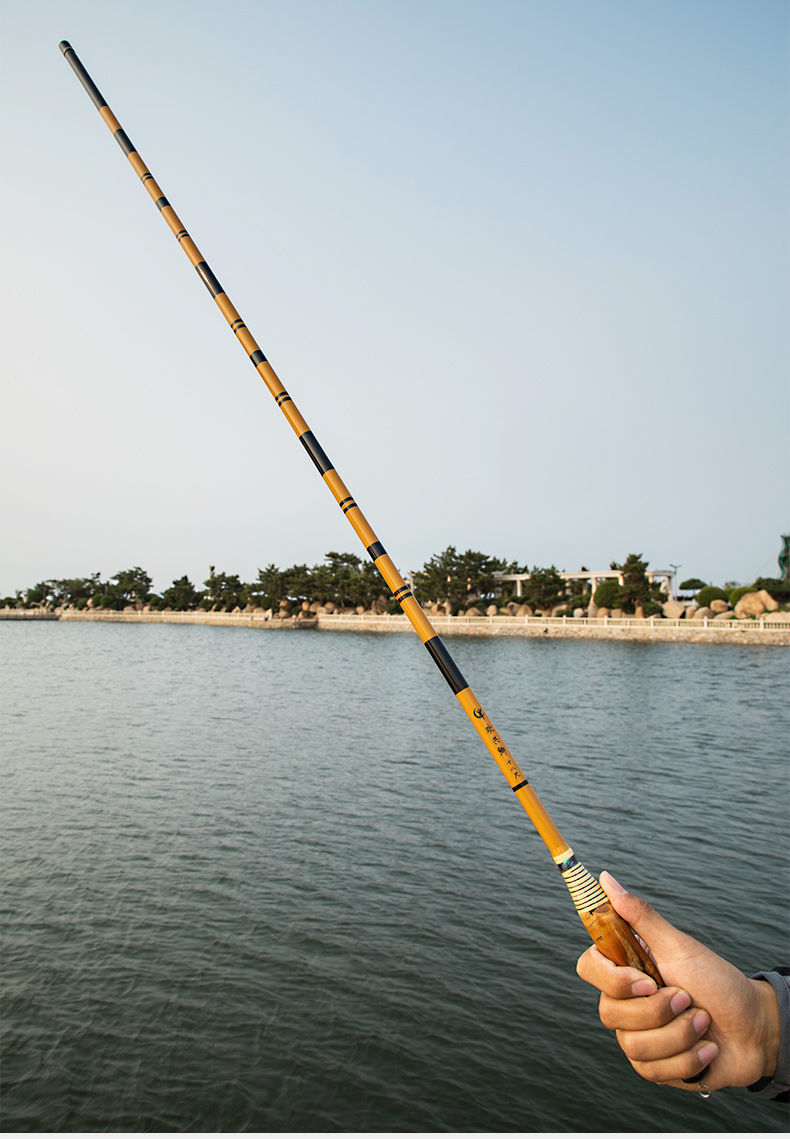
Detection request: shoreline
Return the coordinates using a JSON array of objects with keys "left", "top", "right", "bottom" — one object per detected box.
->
[{"left": 4, "top": 608, "right": 789, "bottom": 644}]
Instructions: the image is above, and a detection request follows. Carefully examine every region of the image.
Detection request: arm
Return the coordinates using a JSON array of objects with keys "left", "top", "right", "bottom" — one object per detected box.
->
[{"left": 576, "top": 872, "right": 785, "bottom": 1096}]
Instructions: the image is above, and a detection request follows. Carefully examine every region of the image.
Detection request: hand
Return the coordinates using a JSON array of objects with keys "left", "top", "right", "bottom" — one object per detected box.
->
[{"left": 576, "top": 872, "right": 781, "bottom": 1092}]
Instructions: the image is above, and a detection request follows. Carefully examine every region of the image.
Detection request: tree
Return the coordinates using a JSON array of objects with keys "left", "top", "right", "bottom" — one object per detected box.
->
[
  {"left": 203, "top": 568, "right": 244, "bottom": 610},
  {"left": 279, "top": 564, "right": 312, "bottom": 604},
  {"left": 162, "top": 575, "right": 200, "bottom": 610},
  {"left": 320, "top": 551, "right": 380, "bottom": 609},
  {"left": 105, "top": 566, "right": 153, "bottom": 608},
  {"left": 48, "top": 574, "right": 102, "bottom": 607},
  {"left": 254, "top": 563, "right": 284, "bottom": 608},
  {"left": 23, "top": 581, "right": 49, "bottom": 607},
  {"left": 413, "top": 546, "right": 508, "bottom": 612},
  {"left": 523, "top": 566, "right": 567, "bottom": 614},
  {"left": 609, "top": 553, "right": 657, "bottom": 614}
]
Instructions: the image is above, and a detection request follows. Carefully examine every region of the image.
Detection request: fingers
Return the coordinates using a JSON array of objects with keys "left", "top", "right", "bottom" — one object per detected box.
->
[
  {"left": 623, "top": 1034, "right": 720, "bottom": 1088},
  {"left": 577, "top": 945, "right": 658, "bottom": 999},
  {"left": 615, "top": 1005, "right": 710, "bottom": 1059},
  {"left": 580, "top": 944, "right": 722, "bottom": 1089},
  {"left": 598, "top": 986, "right": 693, "bottom": 1032}
]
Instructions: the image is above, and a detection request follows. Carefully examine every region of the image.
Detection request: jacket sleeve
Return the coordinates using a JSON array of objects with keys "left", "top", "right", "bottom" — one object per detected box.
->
[{"left": 747, "top": 968, "right": 790, "bottom": 1102}]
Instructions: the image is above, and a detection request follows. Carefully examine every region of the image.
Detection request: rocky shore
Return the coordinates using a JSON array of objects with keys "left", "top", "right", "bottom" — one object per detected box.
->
[{"left": 4, "top": 605, "right": 787, "bottom": 644}]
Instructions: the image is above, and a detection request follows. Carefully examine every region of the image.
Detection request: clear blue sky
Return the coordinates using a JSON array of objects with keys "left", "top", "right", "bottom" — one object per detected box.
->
[{"left": 1, "top": 0, "right": 787, "bottom": 596}]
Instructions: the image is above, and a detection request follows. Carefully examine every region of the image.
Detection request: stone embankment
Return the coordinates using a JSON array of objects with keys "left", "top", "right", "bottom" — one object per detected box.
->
[
  {"left": 315, "top": 612, "right": 790, "bottom": 644},
  {"left": 4, "top": 604, "right": 788, "bottom": 644},
  {"left": 56, "top": 609, "right": 316, "bottom": 629}
]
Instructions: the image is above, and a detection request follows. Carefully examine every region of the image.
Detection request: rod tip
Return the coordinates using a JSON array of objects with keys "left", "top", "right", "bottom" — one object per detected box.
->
[{"left": 59, "top": 40, "right": 72, "bottom": 54}]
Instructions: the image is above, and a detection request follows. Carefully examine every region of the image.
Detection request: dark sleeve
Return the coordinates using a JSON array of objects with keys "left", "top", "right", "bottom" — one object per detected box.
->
[{"left": 747, "top": 968, "right": 790, "bottom": 1102}]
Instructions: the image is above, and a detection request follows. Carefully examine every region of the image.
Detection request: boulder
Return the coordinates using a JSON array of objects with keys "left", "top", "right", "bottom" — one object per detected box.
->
[
  {"left": 465, "top": 606, "right": 482, "bottom": 617},
  {"left": 516, "top": 604, "right": 533, "bottom": 617},
  {"left": 765, "top": 610, "right": 789, "bottom": 622},
  {"left": 685, "top": 604, "right": 698, "bottom": 619},
  {"left": 486, "top": 604, "right": 498, "bottom": 616},
  {"left": 573, "top": 607, "right": 586, "bottom": 618},
  {"left": 694, "top": 606, "right": 714, "bottom": 620},
  {"left": 758, "top": 589, "right": 779, "bottom": 612},
  {"left": 662, "top": 599, "right": 685, "bottom": 620},
  {"left": 710, "top": 598, "right": 730, "bottom": 613},
  {"left": 597, "top": 607, "right": 610, "bottom": 618},
  {"left": 713, "top": 611, "right": 735, "bottom": 621},
  {"left": 734, "top": 592, "right": 765, "bottom": 619}
]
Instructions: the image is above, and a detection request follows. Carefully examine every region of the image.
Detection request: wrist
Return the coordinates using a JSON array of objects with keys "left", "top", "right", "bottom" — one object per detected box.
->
[{"left": 752, "top": 978, "right": 781, "bottom": 1081}]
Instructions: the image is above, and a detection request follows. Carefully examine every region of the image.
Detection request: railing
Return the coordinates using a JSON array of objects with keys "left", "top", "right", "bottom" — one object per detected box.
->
[
  {"left": 316, "top": 612, "right": 790, "bottom": 632},
  {"left": 7, "top": 609, "right": 789, "bottom": 636}
]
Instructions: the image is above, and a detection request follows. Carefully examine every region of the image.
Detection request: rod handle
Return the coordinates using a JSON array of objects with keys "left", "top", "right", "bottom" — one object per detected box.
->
[{"left": 580, "top": 901, "right": 664, "bottom": 986}]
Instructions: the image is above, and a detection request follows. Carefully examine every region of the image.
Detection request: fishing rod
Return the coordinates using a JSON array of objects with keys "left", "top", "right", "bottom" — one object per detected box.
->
[{"left": 60, "top": 40, "right": 661, "bottom": 983}]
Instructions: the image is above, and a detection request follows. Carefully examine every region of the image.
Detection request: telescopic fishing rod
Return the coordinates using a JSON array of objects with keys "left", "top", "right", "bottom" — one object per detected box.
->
[{"left": 59, "top": 40, "right": 661, "bottom": 983}]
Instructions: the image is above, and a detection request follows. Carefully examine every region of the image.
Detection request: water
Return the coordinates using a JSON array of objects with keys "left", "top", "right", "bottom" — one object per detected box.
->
[{"left": 1, "top": 621, "right": 787, "bottom": 1131}]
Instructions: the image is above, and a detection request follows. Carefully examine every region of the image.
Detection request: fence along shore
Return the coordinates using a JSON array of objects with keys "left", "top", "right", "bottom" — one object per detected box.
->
[{"left": 4, "top": 607, "right": 788, "bottom": 644}]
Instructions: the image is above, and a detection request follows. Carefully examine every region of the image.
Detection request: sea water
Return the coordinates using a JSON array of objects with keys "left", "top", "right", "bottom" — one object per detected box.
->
[{"left": 1, "top": 621, "right": 787, "bottom": 1131}]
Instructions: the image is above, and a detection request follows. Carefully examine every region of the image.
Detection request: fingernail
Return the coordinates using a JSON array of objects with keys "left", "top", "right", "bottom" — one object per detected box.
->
[
  {"left": 692, "top": 1011, "right": 711, "bottom": 1035},
  {"left": 632, "top": 979, "right": 657, "bottom": 997},
  {"left": 697, "top": 1042, "right": 719, "bottom": 1066},
  {"left": 696, "top": 1015, "right": 714, "bottom": 1043},
  {"left": 670, "top": 991, "right": 691, "bottom": 1015},
  {"left": 600, "top": 871, "right": 627, "bottom": 896}
]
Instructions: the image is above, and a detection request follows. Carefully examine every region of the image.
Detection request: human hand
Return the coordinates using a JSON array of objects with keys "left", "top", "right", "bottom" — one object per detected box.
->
[{"left": 576, "top": 872, "right": 781, "bottom": 1092}]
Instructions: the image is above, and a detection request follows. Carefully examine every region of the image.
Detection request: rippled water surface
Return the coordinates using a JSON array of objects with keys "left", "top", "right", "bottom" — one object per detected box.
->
[{"left": 1, "top": 622, "right": 787, "bottom": 1131}]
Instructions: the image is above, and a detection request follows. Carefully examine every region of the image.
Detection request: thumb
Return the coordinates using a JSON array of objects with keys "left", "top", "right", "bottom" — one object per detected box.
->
[{"left": 600, "top": 871, "right": 688, "bottom": 961}]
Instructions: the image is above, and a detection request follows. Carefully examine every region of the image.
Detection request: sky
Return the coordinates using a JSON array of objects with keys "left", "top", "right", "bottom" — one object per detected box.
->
[{"left": 1, "top": 0, "right": 787, "bottom": 598}]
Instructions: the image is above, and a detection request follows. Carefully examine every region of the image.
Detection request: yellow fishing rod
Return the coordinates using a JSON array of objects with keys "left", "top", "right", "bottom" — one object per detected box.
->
[{"left": 60, "top": 40, "right": 661, "bottom": 984}]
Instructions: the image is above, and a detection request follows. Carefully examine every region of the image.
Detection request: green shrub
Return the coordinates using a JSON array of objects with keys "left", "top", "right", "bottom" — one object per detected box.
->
[
  {"left": 593, "top": 580, "right": 621, "bottom": 609},
  {"left": 751, "top": 577, "right": 790, "bottom": 603},
  {"left": 729, "top": 586, "right": 752, "bottom": 607},
  {"left": 696, "top": 585, "right": 729, "bottom": 608},
  {"left": 680, "top": 577, "right": 706, "bottom": 591}
]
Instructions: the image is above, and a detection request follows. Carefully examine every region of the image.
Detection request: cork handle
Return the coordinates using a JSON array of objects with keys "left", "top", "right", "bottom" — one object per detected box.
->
[{"left": 580, "top": 901, "right": 664, "bottom": 986}]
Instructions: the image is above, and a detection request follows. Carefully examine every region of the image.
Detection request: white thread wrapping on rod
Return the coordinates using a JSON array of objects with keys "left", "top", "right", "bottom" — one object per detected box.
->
[{"left": 557, "top": 856, "right": 608, "bottom": 914}]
